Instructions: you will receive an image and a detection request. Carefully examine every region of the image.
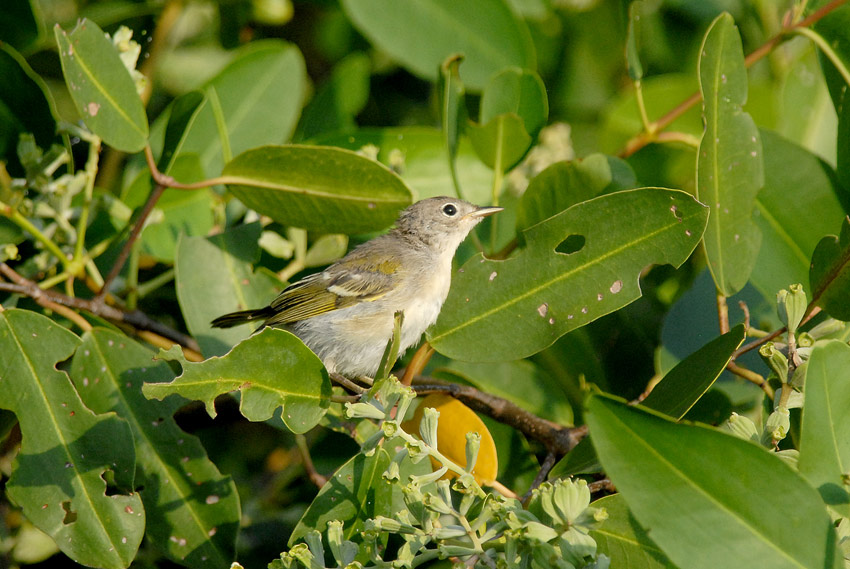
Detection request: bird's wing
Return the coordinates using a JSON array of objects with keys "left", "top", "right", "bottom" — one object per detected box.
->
[{"left": 264, "top": 254, "right": 402, "bottom": 325}]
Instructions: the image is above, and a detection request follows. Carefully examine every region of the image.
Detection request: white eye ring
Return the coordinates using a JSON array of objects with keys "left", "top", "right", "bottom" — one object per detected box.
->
[{"left": 442, "top": 203, "right": 458, "bottom": 216}]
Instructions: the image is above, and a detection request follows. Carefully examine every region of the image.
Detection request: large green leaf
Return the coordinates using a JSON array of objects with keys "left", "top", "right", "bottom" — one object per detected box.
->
[
  {"left": 54, "top": 19, "right": 148, "bottom": 152},
  {"left": 0, "top": 310, "right": 144, "bottom": 569},
  {"left": 586, "top": 394, "right": 838, "bottom": 569},
  {"left": 222, "top": 145, "right": 413, "bottom": 234},
  {"left": 642, "top": 324, "right": 745, "bottom": 419},
  {"left": 798, "top": 341, "right": 850, "bottom": 518},
  {"left": 71, "top": 329, "right": 240, "bottom": 569},
  {"left": 428, "top": 188, "right": 707, "bottom": 361},
  {"left": 516, "top": 154, "right": 637, "bottom": 233},
  {"left": 153, "top": 40, "right": 306, "bottom": 178},
  {"left": 340, "top": 0, "right": 535, "bottom": 90},
  {"left": 810, "top": 217, "right": 850, "bottom": 321},
  {"left": 315, "top": 127, "right": 493, "bottom": 203},
  {"left": 176, "top": 223, "right": 280, "bottom": 357},
  {"left": 142, "top": 328, "right": 332, "bottom": 434},
  {"left": 696, "top": 13, "right": 763, "bottom": 296},
  {"left": 0, "top": 44, "right": 57, "bottom": 174},
  {"left": 289, "top": 447, "right": 392, "bottom": 545},
  {"left": 590, "top": 494, "right": 675, "bottom": 569},
  {"left": 751, "top": 130, "right": 846, "bottom": 299}
]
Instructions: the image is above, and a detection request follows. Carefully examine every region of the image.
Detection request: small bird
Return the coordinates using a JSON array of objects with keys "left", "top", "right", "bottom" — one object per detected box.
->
[{"left": 211, "top": 197, "right": 501, "bottom": 378}]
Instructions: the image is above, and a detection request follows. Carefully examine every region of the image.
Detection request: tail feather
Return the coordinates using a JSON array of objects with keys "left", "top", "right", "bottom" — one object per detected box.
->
[{"left": 210, "top": 308, "right": 272, "bottom": 328}]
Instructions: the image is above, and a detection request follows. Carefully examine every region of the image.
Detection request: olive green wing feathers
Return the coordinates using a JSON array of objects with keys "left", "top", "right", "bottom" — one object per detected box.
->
[{"left": 263, "top": 254, "right": 402, "bottom": 326}]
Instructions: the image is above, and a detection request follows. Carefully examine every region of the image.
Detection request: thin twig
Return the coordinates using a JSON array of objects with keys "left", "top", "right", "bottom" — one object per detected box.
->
[
  {"left": 587, "top": 478, "right": 615, "bottom": 494},
  {"left": 521, "top": 452, "right": 558, "bottom": 504},
  {"left": 330, "top": 372, "right": 366, "bottom": 394},
  {"left": 401, "top": 342, "right": 435, "bottom": 386},
  {"left": 727, "top": 361, "right": 774, "bottom": 398},
  {"left": 716, "top": 293, "right": 730, "bottom": 334},
  {"left": 296, "top": 434, "right": 328, "bottom": 488},
  {"left": 0, "top": 262, "right": 201, "bottom": 355},
  {"left": 98, "top": 183, "right": 165, "bottom": 300}
]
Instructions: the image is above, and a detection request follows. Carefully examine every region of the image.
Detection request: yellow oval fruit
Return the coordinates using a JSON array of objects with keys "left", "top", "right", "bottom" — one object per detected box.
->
[{"left": 401, "top": 393, "right": 498, "bottom": 485}]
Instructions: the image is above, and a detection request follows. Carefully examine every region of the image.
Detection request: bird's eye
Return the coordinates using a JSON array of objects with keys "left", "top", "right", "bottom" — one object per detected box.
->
[{"left": 442, "top": 203, "right": 458, "bottom": 216}]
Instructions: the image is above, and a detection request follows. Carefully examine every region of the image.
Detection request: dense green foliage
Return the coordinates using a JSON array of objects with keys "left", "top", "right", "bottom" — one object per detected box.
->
[{"left": 1, "top": 0, "right": 849, "bottom": 568}]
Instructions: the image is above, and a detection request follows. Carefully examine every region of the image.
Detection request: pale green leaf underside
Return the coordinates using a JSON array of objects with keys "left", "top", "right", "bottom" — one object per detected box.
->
[{"left": 697, "top": 12, "right": 764, "bottom": 296}]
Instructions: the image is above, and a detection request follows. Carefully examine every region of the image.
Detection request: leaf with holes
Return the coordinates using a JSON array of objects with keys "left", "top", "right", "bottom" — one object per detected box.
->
[
  {"left": 71, "top": 329, "right": 241, "bottom": 569},
  {"left": 810, "top": 216, "right": 850, "bottom": 321},
  {"left": 798, "top": 340, "right": 850, "bottom": 518},
  {"left": 0, "top": 310, "right": 144, "bottom": 569},
  {"left": 142, "top": 327, "right": 331, "bottom": 434},
  {"left": 222, "top": 145, "right": 413, "bottom": 234},
  {"left": 54, "top": 19, "right": 148, "bottom": 152},
  {"left": 428, "top": 188, "right": 707, "bottom": 361},
  {"left": 176, "top": 223, "right": 280, "bottom": 357},
  {"left": 587, "top": 393, "right": 838, "bottom": 569},
  {"left": 696, "top": 13, "right": 763, "bottom": 296}
]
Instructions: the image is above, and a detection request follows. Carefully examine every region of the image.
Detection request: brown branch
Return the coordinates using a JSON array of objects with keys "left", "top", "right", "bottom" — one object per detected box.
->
[
  {"left": 411, "top": 377, "right": 587, "bottom": 458},
  {"left": 618, "top": 0, "right": 849, "bottom": 158},
  {"left": 587, "top": 478, "right": 615, "bottom": 494},
  {"left": 97, "top": 182, "right": 166, "bottom": 300},
  {"left": 0, "top": 262, "right": 201, "bottom": 356},
  {"left": 296, "top": 434, "right": 328, "bottom": 489},
  {"left": 727, "top": 361, "right": 774, "bottom": 398},
  {"left": 401, "top": 342, "right": 435, "bottom": 386},
  {"left": 521, "top": 452, "right": 558, "bottom": 504}
]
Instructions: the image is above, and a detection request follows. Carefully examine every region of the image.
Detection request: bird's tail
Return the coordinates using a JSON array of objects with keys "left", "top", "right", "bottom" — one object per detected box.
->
[{"left": 210, "top": 308, "right": 272, "bottom": 328}]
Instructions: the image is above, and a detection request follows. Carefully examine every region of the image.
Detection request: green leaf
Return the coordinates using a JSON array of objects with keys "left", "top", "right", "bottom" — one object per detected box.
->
[
  {"left": 751, "top": 130, "right": 846, "bottom": 299},
  {"left": 340, "top": 0, "right": 535, "bottom": 90},
  {"left": 176, "top": 223, "right": 280, "bottom": 357},
  {"left": 298, "top": 52, "right": 371, "bottom": 141},
  {"left": 0, "top": 44, "right": 58, "bottom": 174},
  {"left": 810, "top": 216, "right": 850, "bottom": 321},
  {"left": 590, "top": 494, "right": 674, "bottom": 569},
  {"left": 435, "top": 359, "right": 573, "bottom": 425},
  {"left": 625, "top": 2, "right": 644, "bottom": 81},
  {"left": 642, "top": 324, "right": 745, "bottom": 419},
  {"left": 428, "top": 188, "right": 707, "bottom": 361},
  {"left": 516, "top": 154, "right": 637, "bottom": 233},
  {"left": 468, "top": 113, "right": 532, "bottom": 172},
  {"left": 0, "top": 309, "right": 144, "bottom": 569},
  {"left": 696, "top": 13, "right": 763, "bottom": 296},
  {"left": 152, "top": 40, "right": 306, "bottom": 178},
  {"left": 54, "top": 19, "right": 148, "bottom": 152},
  {"left": 142, "top": 328, "right": 332, "bottom": 434},
  {"left": 586, "top": 393, "right": 838, "bottom": 569},
  {"left": 158, "top": 90, "right": 205, "bottom": 174},
  {"left": 315, "top": 127, "right": 493, "bottom": 203},
  {"left": 798, "top": 340, "right": 850, "bottom": 517},
  {"left": 222, "top": 145, "right": 413, "bottom": 234},
  {"left": 289, "top": 447, "right": 392, "bottom": 545},
  {"left": 479, "top": 67, "right": 548, "bottom": 138},
  {"left": 71, "top": 329, "right": 240, "bottom": 569}
]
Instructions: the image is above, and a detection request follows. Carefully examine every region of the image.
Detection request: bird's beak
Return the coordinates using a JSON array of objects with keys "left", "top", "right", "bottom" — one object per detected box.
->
[{"left": 464, "top": 206, "right": 503, "bottom": 220}]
